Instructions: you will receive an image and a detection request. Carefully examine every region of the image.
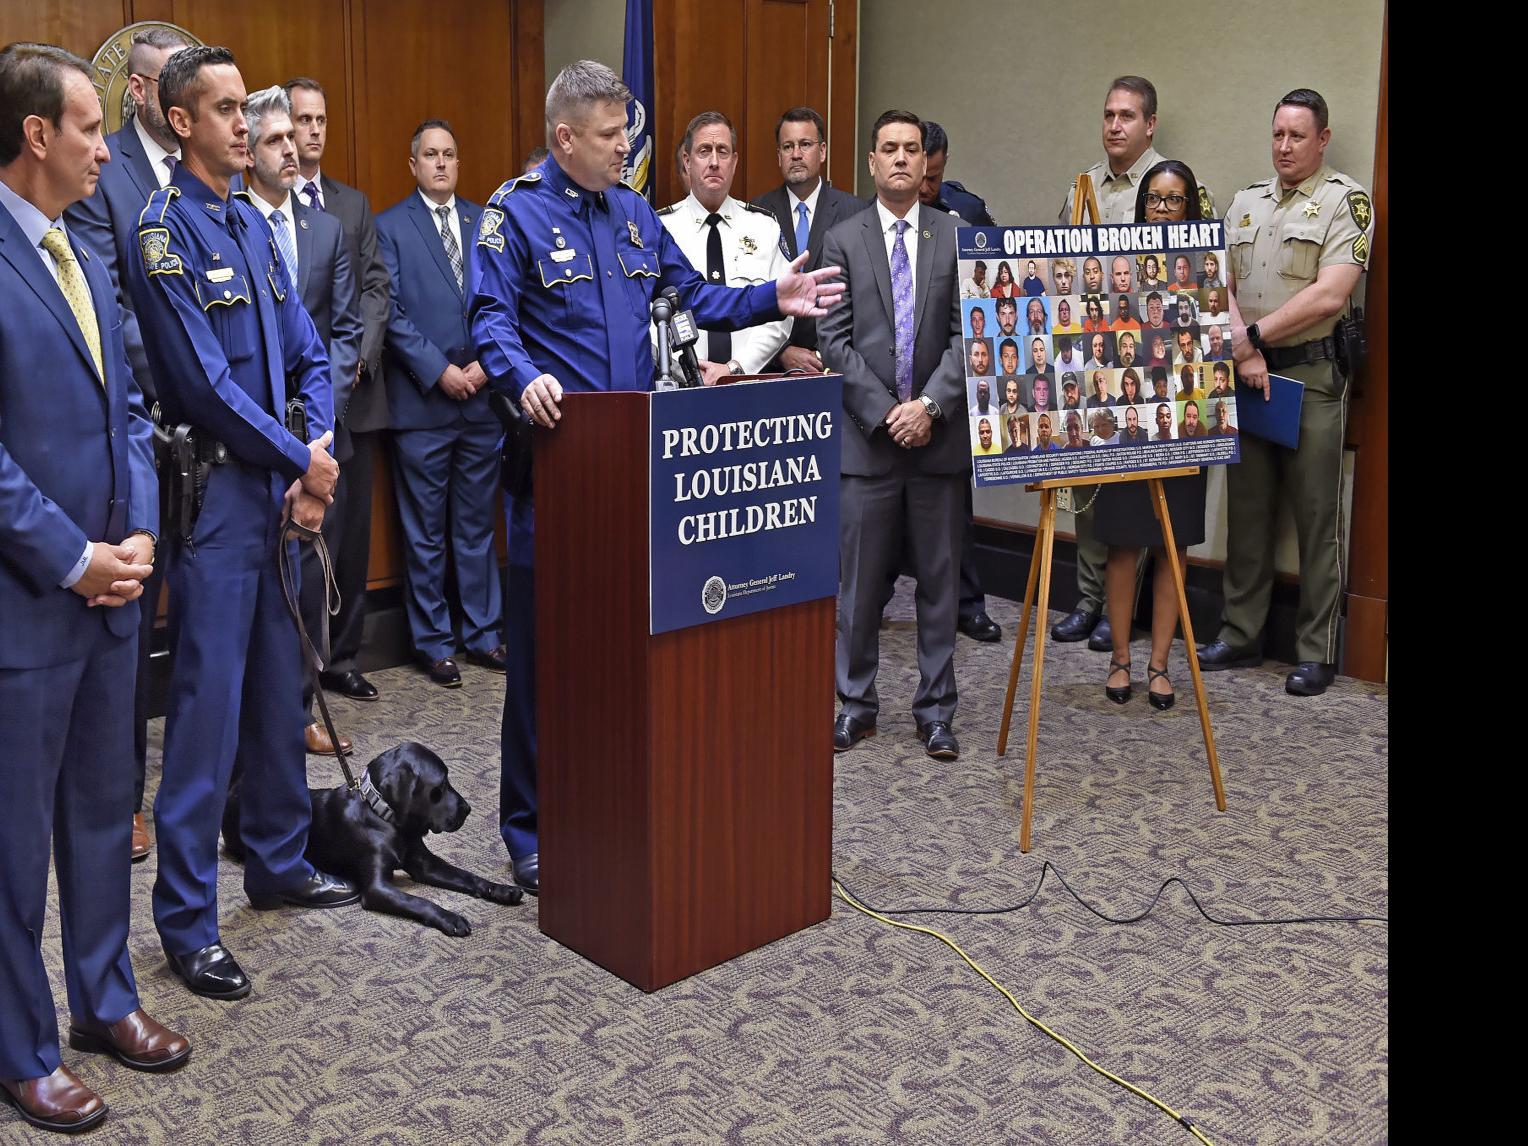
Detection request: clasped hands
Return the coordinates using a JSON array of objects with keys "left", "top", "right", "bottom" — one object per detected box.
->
[
  {"left": 885, "top": 400, "right": 932, "bottom": 449},
  {"left": 284, "top": 429, "right": 338, "bottom": 538}
]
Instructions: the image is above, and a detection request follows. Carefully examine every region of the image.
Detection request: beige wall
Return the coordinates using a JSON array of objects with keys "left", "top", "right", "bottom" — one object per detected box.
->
[
  {"left": 545, "top": 0, "right": 626, "bottom": 91},
  {"left": 858, "top": 0, "right": 1384, "bottom": 565}
]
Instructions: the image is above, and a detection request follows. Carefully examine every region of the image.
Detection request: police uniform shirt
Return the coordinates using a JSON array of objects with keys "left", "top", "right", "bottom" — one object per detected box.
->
[
  {"left": 655, "top": 193, "right": 792, "bottom": 374},
  {"left": 1225, "top": 164, "right": 1374, "bottom": 345},
  {"left": 128, "top": 165, "right": 333, "bottom": 485},
  {"left": 471, "top": 159, "right": 782, "bottom": 397},
  {"left": 1060, "top": 146, "right": 1218, "bottom": 225}
]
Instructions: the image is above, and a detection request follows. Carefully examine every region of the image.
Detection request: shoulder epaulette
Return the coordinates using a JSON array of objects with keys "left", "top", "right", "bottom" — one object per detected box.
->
[
  {"left": 137, "top": 185, "right": 179, "bottom": 229},
  {"left": 618, "top": 177, "right": 643, "bottom": 195},
  {"left": 655, "top": 204, "right": 678, "bottom": 217},
  {"left": 743, "top": 202, "right": 775, "bottom": 218},
  {"left": 487, "top": 171, "right": 541, "bottom": 207}
]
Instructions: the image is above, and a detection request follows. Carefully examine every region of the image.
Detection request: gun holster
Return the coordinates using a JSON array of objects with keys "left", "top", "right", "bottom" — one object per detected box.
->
[
  {"left": 1334, "top": 306, "right": 1367, "bottom": 388},
  {"left": 489, "top": 390, "right": 534, "bottom": 500},
  {"left": 285, "top": 398, "right": 310, "bottom": 443},
  {"left": 165, "top": 424, "right": 226, "bottom": 545}
]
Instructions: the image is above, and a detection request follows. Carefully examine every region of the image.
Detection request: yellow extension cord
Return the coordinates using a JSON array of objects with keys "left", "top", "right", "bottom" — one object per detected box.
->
[{"left": 833, "top": 880, "right": 1216, "bottom": 1146}]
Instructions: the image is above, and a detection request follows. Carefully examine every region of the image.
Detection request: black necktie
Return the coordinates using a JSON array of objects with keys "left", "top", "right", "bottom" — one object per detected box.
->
[{"left": 704, "top": 212, "right": 731, "bottom": 363}]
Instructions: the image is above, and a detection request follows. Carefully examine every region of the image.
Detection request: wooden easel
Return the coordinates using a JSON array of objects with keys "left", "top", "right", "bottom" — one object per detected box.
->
[{"left": 993, "top": 176, "right": 1227, "bottom": 853}]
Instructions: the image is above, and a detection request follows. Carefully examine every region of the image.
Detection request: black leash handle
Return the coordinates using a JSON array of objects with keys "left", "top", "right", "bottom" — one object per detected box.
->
[{"left": 277, "top": 516, "right": 357, "bottom": 790}]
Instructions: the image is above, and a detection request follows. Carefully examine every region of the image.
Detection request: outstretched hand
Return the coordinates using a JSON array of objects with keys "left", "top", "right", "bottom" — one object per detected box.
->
[{"left": 776, "top": 251, "right": 846, "bottom": 318}]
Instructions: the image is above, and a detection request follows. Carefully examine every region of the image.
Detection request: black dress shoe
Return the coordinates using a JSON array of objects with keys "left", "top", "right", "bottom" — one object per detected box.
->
[
  {"left": 1087, "top": 616, "right": 1114, "bottom": 652},
  {"left": 917, "top": 720, "right": 960, "bottom": 760},
  {"left": 318, "top": 669, "right": 379, "bottom": 701},
  {"left": 248, "top": 870, "right": 359, "bottom": 911},
  {"left": 512, "top": 852, "right": 539, "bottom": 896},
  {"left": 1197, "top": 639, "right": 1263, "bottom": 672},
  {"left": 421, "top": 656, "right": 462, "bottom": 688},
  {"left": 163, "top": 942, "right": 251, "bottom": 1001},
  {"left": 466, "top": 645, "right": 508, "bottom": 673},
  {"left": 1051, "top": 604, "right": 1100, "bottom": 642},
  {"left": 958, "top": 611, "right": 1002, "bottom": 642},
  {"left": 1285, "top": 661, "right": 1337, "bottom": 697},
  {"left": 833, "top": 712, "right": 876, "bottom": 752}
]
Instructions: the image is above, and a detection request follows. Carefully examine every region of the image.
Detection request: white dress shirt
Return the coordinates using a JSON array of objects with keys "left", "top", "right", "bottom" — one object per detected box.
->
[
  {"left": 875, "top": 199, "right": 919, "bottom": 307},
  {"left": 419, "top": 190, "right": 462, "bottom": 263},
  {"left": 245, "top": 186, "right": 300, "bottom": 282},
  {"left": 654, "top": 193, "right": 792, "bottom": 374},
  {"left": 132, "top": 114, "right": 180, "bottom": 188},
  {"left": 787, "top": 179, "right": 823, "bottom": 253},
  {"left": 294, "top": 170, "right": 325, "bottom": 211}
]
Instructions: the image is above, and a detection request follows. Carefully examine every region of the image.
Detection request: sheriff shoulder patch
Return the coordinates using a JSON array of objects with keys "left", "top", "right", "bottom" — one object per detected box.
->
[
  {"left": 139, "top": 226, "right": 182, "bottom": 276},
  {"left": 1345, "top": 189, "right": 1373, "bottom": 232}
]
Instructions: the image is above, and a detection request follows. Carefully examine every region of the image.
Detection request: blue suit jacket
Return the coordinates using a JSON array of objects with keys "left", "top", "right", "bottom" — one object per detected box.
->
[
  {"left": 0, "top": 208, "right": 157, "bottom": 669},
  {"left": 376, "top": 193, "right": 493, "bottom": 430},
  {"left": 63, "top": 122, "right": 163, "bottom": 402}
]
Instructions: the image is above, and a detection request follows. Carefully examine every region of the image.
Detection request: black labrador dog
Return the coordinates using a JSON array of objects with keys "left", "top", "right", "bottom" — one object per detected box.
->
[{"left": 223, "top": 741, "right": 522, "bottom": 935}]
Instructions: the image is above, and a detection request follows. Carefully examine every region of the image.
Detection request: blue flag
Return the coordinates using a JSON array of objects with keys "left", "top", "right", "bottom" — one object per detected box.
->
[{"left": 621, "top": 0, "right": 655, "bottom": 200}]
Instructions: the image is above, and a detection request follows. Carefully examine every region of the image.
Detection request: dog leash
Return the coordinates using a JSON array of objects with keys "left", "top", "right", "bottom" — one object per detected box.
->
[{"left": 277, "top": 515, "right": 360, "bottom": 791}]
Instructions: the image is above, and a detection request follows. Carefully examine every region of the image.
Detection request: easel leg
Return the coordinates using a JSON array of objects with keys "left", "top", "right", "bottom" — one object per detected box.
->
[
  {"left": 1019, "top": 490, "right": 1056, "bottom": 853},
  {"left": 1148, "top": 478, "right": 1227, "bottom": 812},
  {"left": 997, "top": 498, "right": 1046, "bottom": 756}
]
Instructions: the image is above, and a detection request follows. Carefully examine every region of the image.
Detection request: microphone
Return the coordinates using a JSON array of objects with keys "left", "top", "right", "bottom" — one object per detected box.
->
[
  {"left": 662, "top": 287, "right": 704, "bottom": 388},
  {"left": 651, "top": 292, "right": 675, "bottom": 387}
]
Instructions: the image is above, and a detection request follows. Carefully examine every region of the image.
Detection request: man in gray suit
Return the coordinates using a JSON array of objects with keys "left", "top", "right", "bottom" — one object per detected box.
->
[
  {"left": 237, "top": 86, "right": 363, "bottom": 756},
  {"left": 818, "top": 110, "right": 967, "bottom": 761},
  {"left": 284, "top": 76, "right": 392, "bottom": 707}
]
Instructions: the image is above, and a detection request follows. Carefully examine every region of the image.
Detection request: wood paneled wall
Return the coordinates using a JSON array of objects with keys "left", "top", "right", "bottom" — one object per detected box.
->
[
  {"left": 651, "top": 0, "right": 857, "bottom": 209},
  {"left": 3, "top": 0, "right": 545, "bottom": 590}
]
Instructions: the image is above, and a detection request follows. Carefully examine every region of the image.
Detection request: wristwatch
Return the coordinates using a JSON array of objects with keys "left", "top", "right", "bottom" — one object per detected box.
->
[
  {"left": 918, "top": 394, "right": 942, "bottom": 420},
  {"left": 727, "top": 360, "right": 744, "bottom": 376},
  {"left": 1246, "top": 322, "right": 1266, "bottom": 352}
]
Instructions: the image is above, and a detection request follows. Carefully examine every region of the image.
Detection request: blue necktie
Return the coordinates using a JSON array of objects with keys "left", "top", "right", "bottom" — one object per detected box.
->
[
  {"left": 891, "top": 219, "right": 913, "bottom": 401},
  {"left": 795, "top": 201, "right": 810, "bottom": 259},
  {"left": 268, "top": 208, "right": 299, "bottom": 291},
  {"left": 302, "top": 182, "right": 323, "bottom": 211}
]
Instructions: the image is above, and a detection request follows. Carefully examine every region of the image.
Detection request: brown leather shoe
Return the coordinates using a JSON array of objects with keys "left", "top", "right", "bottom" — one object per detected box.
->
[
  {"left": 304, "top": 721, "right": 353, "bottom": 756},
  {"left": 1, "top": 1064, "right": 107, "bottom": 1133},
  {"left": 130, "top": 814, "right": 150, "bottom": 863},
  {"left": 68, "top": 1008, "right": 191, "bottom": 1073}
]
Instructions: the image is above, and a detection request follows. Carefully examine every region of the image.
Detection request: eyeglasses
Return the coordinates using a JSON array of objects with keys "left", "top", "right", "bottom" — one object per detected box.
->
[
  {"left": 1144, "top": 192, "right": 1187, "bottom": 209},
  {"left": 778, "top": 140, "right": 821, "bottom": 154},
  {"left": 133, "top": 72, "right": 161, "bottom": 85}
]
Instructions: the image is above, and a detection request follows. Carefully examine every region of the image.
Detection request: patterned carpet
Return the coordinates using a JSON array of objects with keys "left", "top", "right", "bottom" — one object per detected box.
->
[{"left": 30, "top": 586, "right": 1388, "bottom": 1146}]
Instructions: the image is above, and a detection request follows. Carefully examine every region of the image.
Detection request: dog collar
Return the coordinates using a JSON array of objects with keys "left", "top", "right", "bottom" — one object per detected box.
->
[{"left": 359, "top": 772, "right": 397, "bottom": 824}]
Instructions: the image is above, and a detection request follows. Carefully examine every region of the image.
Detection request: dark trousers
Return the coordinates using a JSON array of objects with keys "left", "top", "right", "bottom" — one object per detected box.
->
[
  {"left": 0, "top": 626, "right": 140, "bottom": 1080},
  {"left": 878, "top": 480, "right": 986, "bottom": 621},
  {"left": 131, "top": 558, "right": 166, "bottom": 813},
  {"left": 301, "top": 429, "right": 379, "bottom": 709},
  {"left": 391, "top": 422, "right": 504, "bottom": 662},
  {"left": 498, "top": 494, "right": 537, "bottom": 860},
  {"left": 840, "top": 471, "right": 964, "bottom": 726},
  {"left": 153, "top": 468, "right": 315, "bottom": 955}
]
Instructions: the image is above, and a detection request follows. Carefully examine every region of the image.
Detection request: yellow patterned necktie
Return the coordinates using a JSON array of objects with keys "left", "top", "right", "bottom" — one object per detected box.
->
[{"left": 40, "top": 227, "right": 103, "bottom": 383}]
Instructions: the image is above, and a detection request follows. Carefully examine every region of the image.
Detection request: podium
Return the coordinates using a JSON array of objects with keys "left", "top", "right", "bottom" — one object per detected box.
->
[{"left": 534, "top": 378, "right": 842, "bottom": 992}]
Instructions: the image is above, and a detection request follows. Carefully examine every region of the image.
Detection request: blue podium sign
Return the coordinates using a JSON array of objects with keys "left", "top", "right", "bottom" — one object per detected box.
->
[{"left": 649, "top": 375, "right": 842, "bottom": 635}]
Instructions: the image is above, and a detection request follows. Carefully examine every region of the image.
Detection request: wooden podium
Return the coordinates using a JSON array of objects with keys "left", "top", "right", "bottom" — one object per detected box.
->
[{"left": 534, "top": 389, "right": 835, "bottom": 992}]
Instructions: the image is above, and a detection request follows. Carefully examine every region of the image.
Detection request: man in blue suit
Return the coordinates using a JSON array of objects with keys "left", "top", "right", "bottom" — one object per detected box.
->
[
  {"left": 64, "top": 24, "right": 191, "bottom": 865},
  {"left": 235, "top": 85, "right": 363, "bottom": 757},
  {"left": 377, "top": 119, "right": 504, "bottom": 689},
  {"left": 125, "top": 45, "right": 359, "bottom": 1004},
  {"left": 0, "top": 42, "right": 190, "bottom": 1135}
]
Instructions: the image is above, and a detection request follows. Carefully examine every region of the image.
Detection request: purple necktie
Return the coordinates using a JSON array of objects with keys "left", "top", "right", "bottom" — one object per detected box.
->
[
  {"left": 891, "top": 219, "right": 914, "bottom": 401},
  {"left": 303, "top": 182, "right": 323, "bottom": 211}
]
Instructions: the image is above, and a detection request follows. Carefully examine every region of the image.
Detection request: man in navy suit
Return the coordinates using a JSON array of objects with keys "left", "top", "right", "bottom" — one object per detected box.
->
[
  {"left": 377, "top": 120, "right": 504, "bottom": 688},
  {"left": 236, "top": 85, "right": 363, "bottom": 757},
  {"left": 750, "top": 106, "right": 864, "bottom": 374},
  {"left": 126, "top": 45, "right": 359, "bottom": 1004},
  {"left": 0, "top": 42, "right": 190, "bottom": 1135},
  {"left": 64, "top": 24, "right": 191, "bottom": 865}
]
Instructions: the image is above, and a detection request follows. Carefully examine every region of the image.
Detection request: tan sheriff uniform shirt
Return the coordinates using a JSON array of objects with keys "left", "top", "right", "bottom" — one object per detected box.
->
[
  {"left": 1225, "top": 164, "right": 1374, "bottom": 346},
  {"left": 654, "top": 193, "right": 792, "bottom": 373},
  {"left": 1060, "top": 145, "right": 1217, "bottom": 225}
]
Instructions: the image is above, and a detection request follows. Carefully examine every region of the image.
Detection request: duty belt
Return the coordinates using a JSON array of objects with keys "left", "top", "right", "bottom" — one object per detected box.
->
[{"left": 1261, "top": 336, "right": 1336, "bottom": 371}]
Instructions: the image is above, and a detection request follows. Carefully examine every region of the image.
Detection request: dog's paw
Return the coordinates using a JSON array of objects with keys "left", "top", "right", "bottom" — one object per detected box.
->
[
  {"left": 435, "top": 912, "right": 472, "bottom": 937},
  {"left": 483, "top": 882, "right": 524, "bottom": 906}
]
